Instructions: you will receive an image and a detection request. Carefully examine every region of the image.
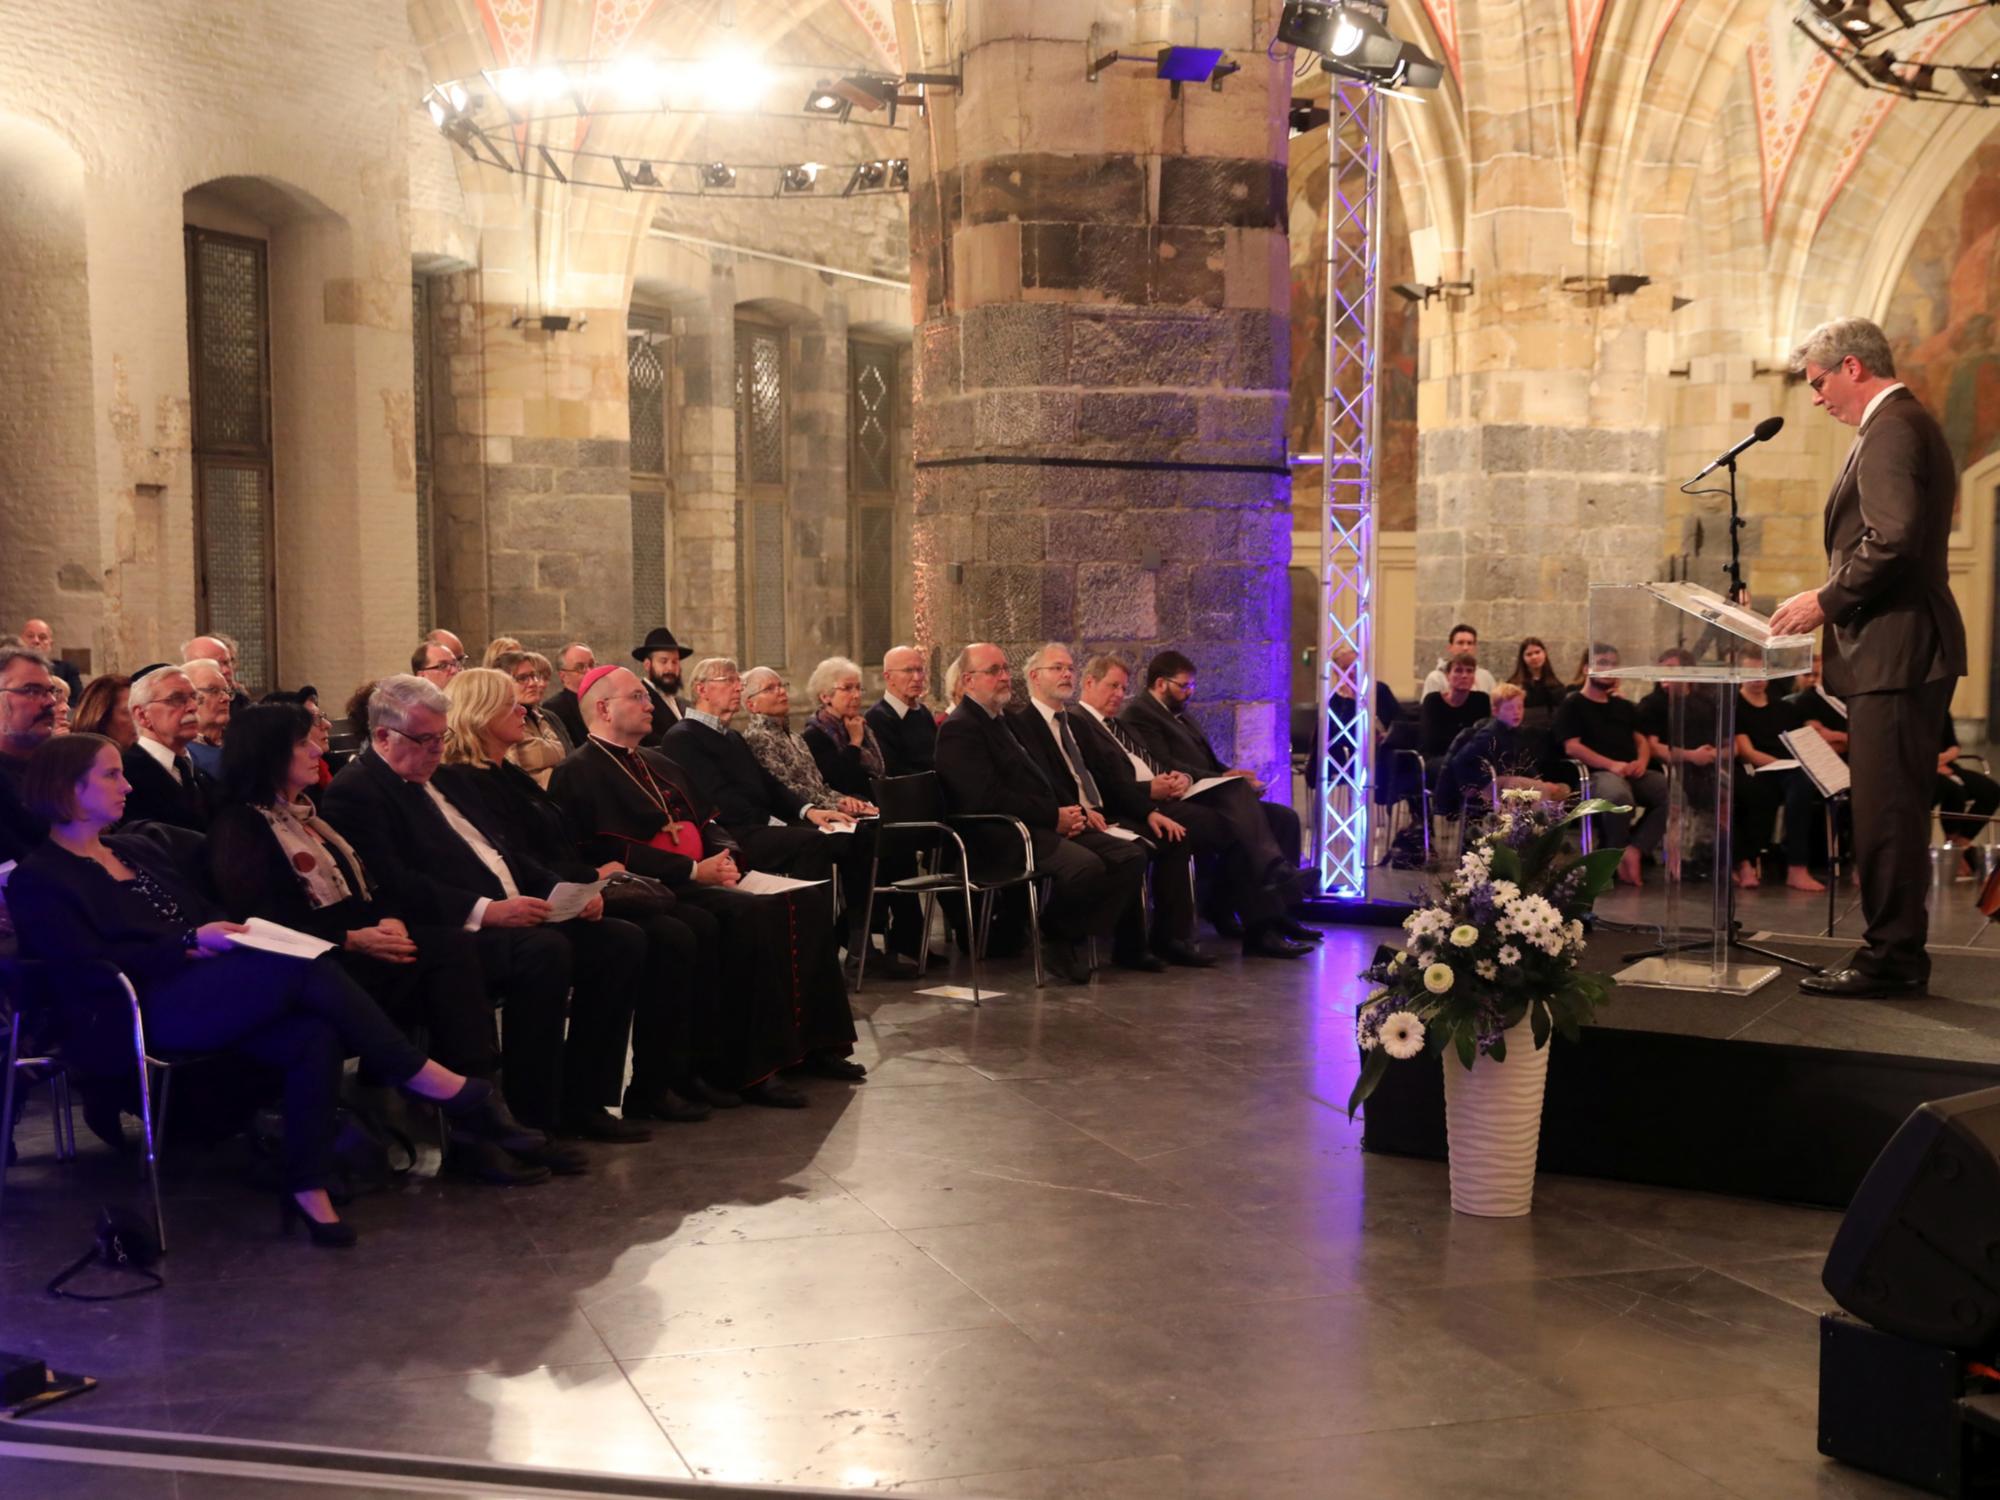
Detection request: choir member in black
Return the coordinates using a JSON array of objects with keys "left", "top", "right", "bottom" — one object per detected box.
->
[
  {"left": 866, "top": 645, "right": 938, "bottom": 776},
  {"left": 207, "top": 703, "right": 554, "bottom": 1185},
  {"left": 1935, "top": 719, "right": 2000, "bottom": 881},
  {"left": 1441, "top": 686, "right": 1571, "bottom": 815},
  {"left": 437, "top": 669, "right": 712, "bottom": 1123},
  {"left": 1732, "top": 657, "right": 1826, "bottom": 891},
  {"left": 1551, "top": 645, "right": 1670, "bottom": 884},
  {"left": 1418, "top": 654, "right": 1491, "bottom": 814},
  {"left": 10, "top": 733, "right": 544, "bottom": 1245},
  {"left": 549, "top": 666, "right": 861, "bottom": 1105},
  {"left": 1635, "top": 648, "right": 1721, "bottom": 806},
  {"left": 1506, "top": 637, "right": 1568, "bottom": 769}
]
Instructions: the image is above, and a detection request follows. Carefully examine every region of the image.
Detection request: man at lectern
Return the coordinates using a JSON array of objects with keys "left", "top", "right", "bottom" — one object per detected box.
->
[{"left": 1771, "top": 317, "right": 1964, "bottom": 1000}]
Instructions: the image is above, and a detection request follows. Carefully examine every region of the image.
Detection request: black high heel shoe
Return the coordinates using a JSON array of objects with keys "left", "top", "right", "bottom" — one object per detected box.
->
[
  {"left": 279, "top": 1194, "right": 359, "bottom": 1249},
  {"left": 421, "top": 1078, "right": 547, "bottom": 1154}
]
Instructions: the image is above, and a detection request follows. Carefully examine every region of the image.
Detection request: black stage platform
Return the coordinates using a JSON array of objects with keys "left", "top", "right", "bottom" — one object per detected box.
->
[{"left": 1359, "top": 931, "right": 2000, "bottom": 1209}]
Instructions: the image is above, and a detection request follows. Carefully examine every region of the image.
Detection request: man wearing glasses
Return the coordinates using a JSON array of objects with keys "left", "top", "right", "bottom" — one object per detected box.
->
[
  {"left": 413, "top": 639, "right": 466, "bottom": 687},
  {"left": 544, "top": 642, "right": 595, "bottom": 746},
  {"left": 183, "top": 658, "right": 235, "bottom": 781},
  {"left": 0, "top": 644, "right": 59, "bottom": 860},
  {"left": 1772, "top": 317, "right": 1965, "bottom": 1000},
  {"left": 867, "top": 644, "right": 937, "bottom": 776},
  {"left": 120, "top": 665, "right": 216, "bottom": 832}
]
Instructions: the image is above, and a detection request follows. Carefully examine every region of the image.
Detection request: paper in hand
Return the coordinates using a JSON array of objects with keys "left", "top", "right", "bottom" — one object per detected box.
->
[
  {"left": 1182, "top": 775, "right": 1238, "bottom": 800},
  {"left": 227, "top": 917, "right": 337, "bottom": 960},
  {"left": 543, "top": 879, "right": 609, "bottom": 922},
  {"left": 736, "top": 871, "right": 829, "bottom": 896}
]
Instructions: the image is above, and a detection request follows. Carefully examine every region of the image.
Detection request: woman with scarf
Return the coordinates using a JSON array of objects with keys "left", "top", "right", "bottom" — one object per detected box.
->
[
  {"left": 205, "top": 703, "right": 564, "bottom": 1187},
  {"left": 799, "top": 657, "right": 888, "bottom": 804},
  {"left": 492, "top": 650, "right": 572, "bottom": 787}
]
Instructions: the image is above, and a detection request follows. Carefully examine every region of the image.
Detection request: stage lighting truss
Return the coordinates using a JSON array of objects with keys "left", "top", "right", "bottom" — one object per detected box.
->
[
  {"left": 1795, "top": 0, "right": 2000, "bottom": 107},
  {"left": 421, "top": 55, "right": 957, "bottom": 197},
  {"left": 1315, "top": 76, "right": 1385, "bottom": 900}
]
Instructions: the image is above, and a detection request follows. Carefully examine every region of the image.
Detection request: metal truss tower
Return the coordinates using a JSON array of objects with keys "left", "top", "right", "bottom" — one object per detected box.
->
[{"left": 1313, "top": 78, "right": 1385, "bottom": 899}]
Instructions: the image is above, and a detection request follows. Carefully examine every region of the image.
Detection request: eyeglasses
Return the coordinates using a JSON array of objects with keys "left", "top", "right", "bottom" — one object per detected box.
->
[
  {"left": 384, "top": 725, "right": 445, "bottom": 751},
  {"left": 967, "top": 665, "right": 1010, "bottom": 677},
  {"left": 511, "top": 672, "right": 547, "bottom": 685},
  {"left": 1166, "top": 678, "right": 1194, "bottom": 692},
  {"left": 0, "top": 683, "right": 58, "bottom": 701},
  {"left": 154, "top": 692, "right": 197, "bottom": 710}
]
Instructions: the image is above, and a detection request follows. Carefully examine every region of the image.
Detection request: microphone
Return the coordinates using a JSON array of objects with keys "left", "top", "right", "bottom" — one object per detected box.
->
[{"left": 1686, "top": 416, "right": 1783, "bottom": 484}]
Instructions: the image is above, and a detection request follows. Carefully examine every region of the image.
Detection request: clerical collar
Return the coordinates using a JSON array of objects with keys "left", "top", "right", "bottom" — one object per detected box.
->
[
  {"left": 589, "top": 734, "right": 641, "bottom": 758},
  {"left": 687, "top": 708, "right": 728, "bottom": 733}
]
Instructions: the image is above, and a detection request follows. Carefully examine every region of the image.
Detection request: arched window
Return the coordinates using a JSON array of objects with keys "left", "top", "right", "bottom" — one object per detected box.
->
[{"left": 734, "top": 319, "right": 788, "bottom": 667}]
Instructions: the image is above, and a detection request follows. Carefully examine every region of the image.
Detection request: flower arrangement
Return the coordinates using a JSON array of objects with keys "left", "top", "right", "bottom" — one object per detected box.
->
[{"left": 1347, "top": 790, "right": 1627, "bottom": 1116}]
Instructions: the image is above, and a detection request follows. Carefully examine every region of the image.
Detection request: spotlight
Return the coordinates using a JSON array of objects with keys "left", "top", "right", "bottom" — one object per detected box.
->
[
  {"left": 1390, "top": 278, "right": 1474, "bottom": 306},
  {"left": 427, "top": 97, "right": 447, "bottom": 127},
  {"left": 779, "top": 162, "right": 821, "bottom": 194},
  {"left": 845, "top": 159, "right": 889, "bottom": 196},
  {"left": 1390, "top": 283, "right": 1425, "bottom": 303},
  {"left": 1289, "top": 98, "right": 1332, "bottom": 135},
  {"left": 605, "top": 56, "right": 660, "bottom": 107},
  {"left": 701, "top": 161, "right": 738, "bottom": 189},
  {"left": 446, "top": 82, "right": 469, "bottom": 113},
  {"left": 889, "top": 158, "right": 909, "bottom": 190},
  {"left": 1830, "top": 1, "right": 1880, "bottom": 38},
  {"left": 630, "top": 161, "right": 661, "bottom": 189},
  {"left": 1287, "top": 1, "right": 1445, "bottom": 90},
  {"left": 700, "top": 48, "right": 770, "bottom": 112},
  {"left": 529, "top": 65, "right": 571, "bottom": 104},
  {"left": 830, "top": 74, "right": 900, "bottom": 112},
  {"left": 805, "top": 81, "right": 849, "bottom": 118},
  {"left": 1973, "top": 64, "right": 2000, "bottom": 96}
]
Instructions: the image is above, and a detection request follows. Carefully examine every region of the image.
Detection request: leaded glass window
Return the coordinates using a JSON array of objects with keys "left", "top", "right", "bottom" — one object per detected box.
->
[
  {"left": 628, "top": 333, "right": 666, "bottom": 476},
  {"left": 733, "top": 320, "right": 788, "bottom": 665},
  {"left": 413, "top": 276, "right": 436, "bottom": 628},
  {"left": 735, "top": 326, "right": 786, "bottom": 486}
]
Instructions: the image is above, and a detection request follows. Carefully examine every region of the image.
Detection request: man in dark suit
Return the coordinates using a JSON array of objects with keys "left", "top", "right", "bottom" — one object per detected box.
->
[
  {"left": 936, "top": 642, "right": 1148, "bottom": 983},
  {"left": 1117, "top": 649, "right": 1318, "bottom": 947},
  {"left": 1072, "top": 652, "right": 1309, "bottom": 962},
  {"left": 868, "top": 644, "right": 938, "bottom": 776},
  {"left": 544, "top": 641, "right": 594, "bottom": 746},
  {"left": 0, "top": 644, "right": 58, "bottom": 861},
  {"left": 633, "top": 627, "right": 691, "bottom": 746},
  {"left": 120, "top": 666, "right": 217, "bottom": 832},
  {"left": 323, "top": 674, "right": 647, "bottom": 1148},
  {"left": 19, "top": 621, "right": 80, "bottom": 701},
  {"left": 1773, "top": 317, "right": 1966, "bottom": 998}
]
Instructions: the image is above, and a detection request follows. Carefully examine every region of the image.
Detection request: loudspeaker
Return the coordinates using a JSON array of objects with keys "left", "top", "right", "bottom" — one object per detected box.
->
[{"left": 1823, "top": 1086, "right": 2000, "bottom": 1350}]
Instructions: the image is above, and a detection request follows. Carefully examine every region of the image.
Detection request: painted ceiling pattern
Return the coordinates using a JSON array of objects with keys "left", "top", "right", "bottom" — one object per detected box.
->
[
  {"left": 1747, "top": 15, "right": 1835, "bottom": 230},
  {"left": 1567, "top": 0, "right": 1610, "bottom": 104},
  {"left": 1417, "top": 0, "right": 1462, "bottom": 85},
  {"left": 589, "top": 0, "right": 663, "bottom": 58},
  {"left": 477, "top": 0, "right": 542, "bottom": 69},
  {"left": 836, "top": 0, "right": 901, "bottom": 66}
]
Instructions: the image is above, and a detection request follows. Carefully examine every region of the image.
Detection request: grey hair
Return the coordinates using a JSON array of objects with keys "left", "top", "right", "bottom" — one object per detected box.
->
[
  {"left": 181, "top": 658, "right": 228, "bottom": 687},
  {"left": 807, "top": 656, "right": 861, "bottom": 702},
  {"left": 1024, "top": 642, "right": 1074, "bottom": 674},
  {"left": 688, "top": 656, "right": 739, "bottom": 687},
  {"left": 741, "top": 665, "right": 782, "bottom": 697},
  {"left": 0, "top": 644, "right": 50, "bottom": 678},
  {"left": 367, "top": 673, "right": 449, "bottom": 734},
  {"left": 943, "top": 655, "right": 964, "bottom": 703},
  {"left": 1081, "top": 652, "right": 1130, "bottom": 684},
  {"left": 558, "top": 641, "right": 593, "bottom": 670},
  {"left": 128, "top": 666, "right": 190, "bottom": 710},
  {"left": 1789, "top": 317, "right": 1896, "bottom": 380},
  {"left": 181, "top": 635, "right": 226, "bottom": 661}
]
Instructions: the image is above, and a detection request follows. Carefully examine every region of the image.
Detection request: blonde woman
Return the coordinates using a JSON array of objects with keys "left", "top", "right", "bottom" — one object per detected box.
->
[{"left": 481, "top": 636, "right": 523, "bottom": 669}]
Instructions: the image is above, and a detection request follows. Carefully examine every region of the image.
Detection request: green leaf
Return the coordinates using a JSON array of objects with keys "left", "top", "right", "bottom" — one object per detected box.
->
[
  {"left": 1486, "top": 842, "right": 1522, "bottom": 884},
  {"left": 1570, "top": 847, "right": 1628, "bottom": 903},
  {"left": 1345, "top": 1048, "right": 1392, "bottom": 1119},
  {"left": 1530, "top": 1000, "right": 1552, "bottom": 1049},
  {"left": 1487, "top": 1032, "right": 1508, "bottom": 1063},
  {"left": 1453, "top": 1025, "right": 1476, "bottom": 1070}
]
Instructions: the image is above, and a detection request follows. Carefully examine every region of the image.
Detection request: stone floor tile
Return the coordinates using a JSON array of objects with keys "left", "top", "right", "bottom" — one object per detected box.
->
[{"left": 1600, "top": 1385, "right": 1918, "bottom": 1498}]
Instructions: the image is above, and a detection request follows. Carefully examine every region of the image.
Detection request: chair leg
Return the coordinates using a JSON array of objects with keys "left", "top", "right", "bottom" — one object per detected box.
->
[
  {"left": 52, "top": 1069, "right": 76, "bottom": 1162},
  {"left": 133, "top": 1054, "right": 167, "bottom": 1255},
  {"left": 960, "top": 876, "right": 982, "bottom": 1007},
  {"left": 1024, "top": 879, "right": 1046, "bottom": 990},
  {"left": 0, "top": 1013, "right": 19, "bottom": 1222},
  {"left": 853, "top": 874, "right": 879, "bottom": 994},
  {"left": 915, "top": 892, "right": 937, "bottom": 980}
]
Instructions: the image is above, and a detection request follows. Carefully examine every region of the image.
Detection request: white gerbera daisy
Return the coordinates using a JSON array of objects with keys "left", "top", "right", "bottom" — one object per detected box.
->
[
  {"left": 1475, "top": 959, "right": 1497, "bottom": 980},
  {"left": 1423, "top": 962, "right": 1454, "bottom": 994},
  {"left": 1498, "top": 944, "right": 1521, "bottom": 966},
  {"left": 1449, "top": 924, "right": 1479, "bottom": 948},
  {"left": 1379, "top": 1012, "right": 1427, "bottom": 1059}
]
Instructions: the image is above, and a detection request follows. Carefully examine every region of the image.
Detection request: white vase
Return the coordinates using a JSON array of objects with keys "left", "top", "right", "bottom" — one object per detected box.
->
[{"left": 1440, "top": 1027, "right": 1551, "bottom": 1217}]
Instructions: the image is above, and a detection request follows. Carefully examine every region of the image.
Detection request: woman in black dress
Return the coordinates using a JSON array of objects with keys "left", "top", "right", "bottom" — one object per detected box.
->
[
  {"left": 1733, "top": 668, "right": 1826, "bottom": 891},
  {"left": 10, "top": 734, "right": 541, "bottom": 1245}
]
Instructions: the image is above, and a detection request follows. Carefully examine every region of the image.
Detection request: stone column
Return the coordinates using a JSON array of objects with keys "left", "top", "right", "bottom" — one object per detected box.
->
[
  {"left": 787, "top": 303, "right": 850, "bottom": 679},
  {"left": 668, "top": 277, "right": 739, "bottom": 655},
  {"left": 908, "top": 1, "right": 1294, "bottom": 780}
]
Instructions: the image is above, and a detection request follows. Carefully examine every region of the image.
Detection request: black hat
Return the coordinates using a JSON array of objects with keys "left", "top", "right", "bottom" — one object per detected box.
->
[
  {"left": 130, "top": 662, "right": 175, "bottom": 682},
  {"left": 632, "top": 627, "right": 691, "bottom": 662}
]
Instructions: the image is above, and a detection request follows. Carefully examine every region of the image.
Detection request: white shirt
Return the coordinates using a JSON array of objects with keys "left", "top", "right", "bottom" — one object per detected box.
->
[
  {"left": 134, "top": 734, "right": 184, "bottom": 782},
  {"left": 1860, "top": 382, "right": 1907, "bottom": 430},
  {"left": 1422, "top": 662, "right": 1497, "bottom": 698},
  {"left": 423, "top": 782, "right": 516, "bottom": 929},
  {"left": 1029, "top": 696, "right": 1089, "bottom": 802},
  {"left": 881, "top": 692, "right": 916, "bottom": 719},
  {"left": 1079, "top": 702, "right": 1152, "bottom": 781}
]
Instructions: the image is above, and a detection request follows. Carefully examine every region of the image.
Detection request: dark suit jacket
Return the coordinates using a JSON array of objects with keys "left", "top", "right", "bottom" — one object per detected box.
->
[
  {"left": 0, "top": 750, "right": 44, "bottom": 863},
  {"left": 866, "top": 697, "right": 937, "bottom": 776},
  {"left": 640, "top": 681, "right": 686, "bottom": 746},
  {"left": 120, "top": 743, "right": 216, "bottom": 832},
  {"left": 935, "top": 699, "right": 1060, "bottom": 837},
  {"left": 1070, "top": 705, "right": 1162, "bottom": 826},
  {"left": 547, "top": 738, "right": 738, "bottom": 887},
  {"left": 1817, "top": 387, "right": 1967, "bottom": 696},
  {"left": 206, "top": 801, "right": 387, "bottom": 944},
  {"left": 1005, "top": 703, "right": 1094, "bottom": 810},
  {"left": 434, "top": 761, "right": 597, "bottom": 884},
  {"left": 801, "top": 720, "right": 877, "bottom": 800},
  {"left": 1117, "top": 692, "right": 1228, "bottom": 778},
  {"left": 321, "top": 749, "right": 558, "bottom": 928},
  {"left": 9, "top": 830, "right": 223, "bottom": 985},
  {"left": 658, "top": 719, "right": 806, "bottom": 841},
  {"left": 48, "top": 659, "right": 82, "bottom": 701},
  {"left": 544, "top": 688, "right": 587, "bottom": 748}
]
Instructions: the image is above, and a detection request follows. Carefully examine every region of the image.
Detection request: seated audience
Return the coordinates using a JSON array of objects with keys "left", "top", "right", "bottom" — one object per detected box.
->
[
  {"left": 21, "top": 619, "right": 81, "bottom": 699},
  {"left": 937, "top": 642, "right": 1151, "bottom": 983},
  {"left": 1506, "top": 637, "right": 1567, "bottom": 765},
  {"left": 1420, "top": 623, "right": 1497, "bottom": 698},
  {"left": 482, "top": 636, "right": 523, "bottom": 668},
  {"left": 1635, "top": 649, "right": 1720, "bottom": 810},
  {"left": 207, "top": 703, "right": 557, "bottom": 1185},
  {"left": 121, "top": 664, "right": 217, "bottom": 832},
  {"left": 50, "top": 677, "right": 71, "bottom": 735},
  {"left": 183, "top": 657, "right": 233, "bottom": 781},
  {"left": 1326, "top": 645, "right": 1402, "bottom": 780},
  {"left": 1551, "top": 644, "right": 1669, "bottom": 885},
  {"left": 633, "top": 627, "right": 691, "bottom": 742},
  {"left": 741, "top": 667, "right": 873, "bottom": 817},
  {"left": 1935, "top": 720, "right": 1999, "bottom": 881},
  {"left": 551, "top": 664, "right": 861, "bottom": 1101},
  {"left": 801, "top": 658, "right": 889, "bottom": 806},
  {"left": 544, "top": 642, "right": 594, "bottom": 746},
  {"left": 322, "top": 674, "right": 647, "bottom": 1147},
  {"left": 413, "top": 639, "right": 464, "bottom": 688},
  {"left": 943, "top": 654, "right": 966, "bottom": 711},
  {"left": 1786, "top": 653, "right": 1850, "bottom": 757},
  {"left": 0, "top": 645, "right": 59, "bottom": 860},
  {"left": 438, "top": 668, "right": 711, "bottom": 1124},
  {"left": 867, "top": 645, "right": 938, "bottom": 775},
  {"left": 493, "top": 649, "right": 571, "bottom": 786},
  {"left": 1441, "top": 685, "right": 1569, "bottom": 815},
  {"left": 1733, "top": 658, "right": 1826, "bottom": 891},
  {"left": 72, "top": 672, "right": 136, "bottom": 750},
  {"left": 183, "top": 634, "right": 248, "bottom": 711},
  {"left": 1419, "top": 654, "right": 1491, "bottom": 764},
  {"left": 10, "top": 732, "right": 543, "bottom": 1246},
  {"left": 426, "top": 627, "right": 467, "bottom": 660}
]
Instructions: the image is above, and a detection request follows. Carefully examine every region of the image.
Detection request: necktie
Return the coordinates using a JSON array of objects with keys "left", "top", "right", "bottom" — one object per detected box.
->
[
  {"left": 1106, "top": 717, "right": 1158, "bottom": 775},
  {"left": 1055, "top": 711, "right": 1102, "bottom": 808},
  {"left": 173, "top": 755, "right": 195, "bottom": 789}
]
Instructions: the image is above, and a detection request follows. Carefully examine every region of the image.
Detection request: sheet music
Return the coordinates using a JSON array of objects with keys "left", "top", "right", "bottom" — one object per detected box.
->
[{"left": 1780, "top": 728, "right": 1851, "bottom": 797}]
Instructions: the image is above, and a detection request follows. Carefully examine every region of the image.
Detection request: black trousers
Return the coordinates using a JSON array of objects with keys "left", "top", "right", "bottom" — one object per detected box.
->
[
  {"left": 551, "top": 916, "right": 648, "bottom": 1115},
  {"left": 1029, "top": 826, "right": 1149, "bottom": 941},
  {"left": 622, "top": 906, "right": 704, "bottom": 1098},
  {"left": 471, "top": 927, "right": 571, "bottom": 1130},
  {"left": 1184, "top": 782, "right": 1297, "bottom": 933},
  {"left": 1847, "top": 676, "right": 1956, "bottom": 980},
  {"left": 143, "top": 950, "right": 428, "bottom": 1194},
  {"left": 1734, "top": 767, "right": 1825, "bottom": 868},
  {"left": 340, "top": 926, "right": 498, "bottom": 1080}
]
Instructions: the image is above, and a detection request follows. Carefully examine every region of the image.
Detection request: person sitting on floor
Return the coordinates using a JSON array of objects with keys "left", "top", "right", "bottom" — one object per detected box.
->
[{"left": 10, "top": 732, "right": 546, "bottom": 1246}]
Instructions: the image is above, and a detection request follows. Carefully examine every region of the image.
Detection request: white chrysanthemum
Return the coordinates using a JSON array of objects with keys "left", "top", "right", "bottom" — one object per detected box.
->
[
  {"left": 1423, "top": 962, "right": 1454, "bottom": 994},
  {"left": 1490, "top": 880, "right": 1521, "bottom": 906},
  {"left": 1567, "top": 920, "right": 1585, "bottom": 944},
  {"left": 1475, "top": 959, "right": 1498, "bottom": 980},
  {"left": 1449, "top": 924, "right": 1479, "bottom": 948},
  {"left": 1379, "top": 1011, "right": 1427, "bottom": 1059},
  {"left": 1498, "top": 944, "right": 1521, "bottom": 966},
  {"left": 1501, "top": 786, "right": 1540, "bottom": 805},
  {"left": 1390, "top": 950, "right": 1410, "bottom": 969}
]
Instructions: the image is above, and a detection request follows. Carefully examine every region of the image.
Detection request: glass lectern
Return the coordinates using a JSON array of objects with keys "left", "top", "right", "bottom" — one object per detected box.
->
[{"left": 1584, "top": 582, "right": 1815, "bottom": 995}]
